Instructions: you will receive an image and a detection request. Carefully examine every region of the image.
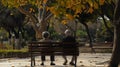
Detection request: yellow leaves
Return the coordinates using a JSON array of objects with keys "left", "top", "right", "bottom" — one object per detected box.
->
[
  {"left": 62, "top": 20, "right": 68, "bottom": 25},
  {"left": 29, "top": 8, "right": 35, "bottom": 13},
  {"left": 43, "top": 0, "right": 48, "bottom": 4},
  {"left": 46, "top": 7, "right": 50, "bottom": 11},
  {"left": 87, "top": 7, "right": 93, "bottom": 14},
  {"left": 50, "top": 7, "right": 54, "bottom": 11},
  {"left": 93, "top": 2, "right": 98, "bottom": 9},
  {"left": 50, "top": 7, "right": 59, "bottom": 16},
  {"left": 1, "top": 0, "right": 20, "bottom": 7},
  {"left": 99, "top": 0, "right": 105, "bottom": 5},
  {"left": 88, "top": 0, "right": 93, "bottom": 7},
  {"left": 66, "top": 1, "right": 72, "bottom": 8},
  {"left": 1, "top": 0, "right": 9, "bottom": 6},
  {"left": 34, "top": 0, "right": 38, "bottom": 5},
  {"left": 65, "top": 14, "right": 74, "bottom": 20},
  {"left": 39, "top": 5, "right": 43, "bottom": 9},
  {"left": 61, "top": 1, "right": 65, "bottom": 6},
  {"left": 66, "top": 0, "right": 81, "bottom": 9},
  {"left": 35, "top": 0, "right": 42, "bottom": 6},
  {"left": 74, "top": 15, "right": 79, "bottom": 18},
  {"left": 75, "top": 8, "right": 82, "bottom": 14},
  {"left": 18, "top": 0, "right": 28, "bottom": 6}
]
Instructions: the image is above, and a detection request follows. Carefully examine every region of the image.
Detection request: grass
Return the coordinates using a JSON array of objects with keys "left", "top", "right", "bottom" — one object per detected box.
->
[{"left": 0, "top": 49, "right": 28, "bottom": 53}]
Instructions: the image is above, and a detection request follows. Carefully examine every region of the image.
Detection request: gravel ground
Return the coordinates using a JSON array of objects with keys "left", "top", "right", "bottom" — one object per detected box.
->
[{"left": 0, "top": 53, "right": 114, "bottom": 67}]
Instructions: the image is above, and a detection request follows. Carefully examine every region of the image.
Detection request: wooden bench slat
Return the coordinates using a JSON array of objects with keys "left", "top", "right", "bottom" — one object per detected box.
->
[
  {"left": 92, "top": 47, "right": 113, "bottom": 49},
  {"left": 28, "top": 41, "right": 79, "bottom": 67}
]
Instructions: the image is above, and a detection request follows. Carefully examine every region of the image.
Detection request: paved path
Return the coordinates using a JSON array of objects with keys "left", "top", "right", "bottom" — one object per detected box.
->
[{"left": 0, "top": 53, "right": 112, "bottom": 67}]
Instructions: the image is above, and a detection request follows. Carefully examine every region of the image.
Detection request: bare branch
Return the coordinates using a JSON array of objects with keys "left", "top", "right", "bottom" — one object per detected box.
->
[
  {"left": 45, "top": 13, "right": 53, "bottom": 21},
  {"left": 18, "top": 6, "right": 38, "bottom": 31},
  {"left": 41, "top": 4, "right": 46, "bottom": 20}
]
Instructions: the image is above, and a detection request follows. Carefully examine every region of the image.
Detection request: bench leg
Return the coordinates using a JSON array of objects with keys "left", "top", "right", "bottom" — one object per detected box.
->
[
  {"left": 31, "top": 56, "right": 35, "bottom": 67},
  {"left": 74, "top": 56, "right": 77, "bottom": 67},
  {"left": 31, "top": 56, "right": 32, "bottom": 67}
]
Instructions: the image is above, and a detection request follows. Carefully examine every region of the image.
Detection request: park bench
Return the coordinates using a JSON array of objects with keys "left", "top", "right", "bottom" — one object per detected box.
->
[
  {"left": 92, "top": 42, "right": 113, "bottom": 52},
  {"left": 28, "top": 41, "right": 79, "bottom": 67}
]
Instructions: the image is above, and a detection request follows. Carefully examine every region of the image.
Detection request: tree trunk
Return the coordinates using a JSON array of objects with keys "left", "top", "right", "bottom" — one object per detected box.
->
[
  {"left": 18, "top": 7, "right": 48, "bottom": 40},
  {"left": 109, "top": 26, "right": 120, "bottom": 67},
  {"left": 80, "top": 22, "right": 93, "bottom": 47},
  {"left": 18, "top": 6, "right": 52, "bottom": 40},
  {"left": 108, "top": 0, "right": 120, "bottom": 67},
  {"left": 101, "top": 15, "right": 113, "bottom": 35},
  {"left": 80, "top": 22, "right": 95, "bottom": 53},
  {"left": 35, "top": 20, "right": 48, "bottom": 40}
]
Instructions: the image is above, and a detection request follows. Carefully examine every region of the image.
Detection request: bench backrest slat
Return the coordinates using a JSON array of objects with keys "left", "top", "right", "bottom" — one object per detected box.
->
[{"left": 28, "top": 41, "right": 79, "bottom": 56}]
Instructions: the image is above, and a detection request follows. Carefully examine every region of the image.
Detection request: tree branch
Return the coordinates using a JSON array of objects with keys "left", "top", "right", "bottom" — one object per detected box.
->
[
  {"left": 18, "top": 6, "right": 38, "bottom": 31},
  {"left": 41, "top": 4, "right": 46, "bottom": 20},
  {"left": 45, "top": 13, "right": 53, "bottom": 21}
]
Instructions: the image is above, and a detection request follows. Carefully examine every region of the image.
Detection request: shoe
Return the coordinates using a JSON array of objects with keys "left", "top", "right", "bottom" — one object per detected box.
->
[
  {"left": 41, "top": 63, "right": 44, "bottom": 65},
  {"left": 69, "top": 62, "right": 75, "bottom": 65},
  {"left": 50, "top": 63, "right": 55, "bottom": 65},
  {"left": 63, "top": 61, "right": 67, "bottom": 65}
]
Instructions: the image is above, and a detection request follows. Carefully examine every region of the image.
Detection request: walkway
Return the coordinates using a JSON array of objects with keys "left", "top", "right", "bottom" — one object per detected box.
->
[{"left": 0, "top": 53, "right": 112, "bottom": 67}]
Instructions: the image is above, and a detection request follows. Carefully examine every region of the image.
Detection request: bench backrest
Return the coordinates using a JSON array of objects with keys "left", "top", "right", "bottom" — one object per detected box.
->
[{"left": 28, "top": 41, "right": 79, "bottom": 56}]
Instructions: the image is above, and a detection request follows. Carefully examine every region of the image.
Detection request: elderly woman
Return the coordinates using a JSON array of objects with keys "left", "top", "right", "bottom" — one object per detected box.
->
[{"left": 62, "top": 29, "right": 76, "bottom": 65}]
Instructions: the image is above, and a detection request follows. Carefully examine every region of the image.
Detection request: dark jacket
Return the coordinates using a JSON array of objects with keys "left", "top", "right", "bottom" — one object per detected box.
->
[{"left": 62, "top": 36, "right": 76, "bottom": 47}]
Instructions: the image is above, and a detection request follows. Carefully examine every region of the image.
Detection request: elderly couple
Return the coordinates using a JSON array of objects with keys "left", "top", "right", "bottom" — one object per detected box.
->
[{"left": 39, "top": 29, "right": 77, "bottom": 66}]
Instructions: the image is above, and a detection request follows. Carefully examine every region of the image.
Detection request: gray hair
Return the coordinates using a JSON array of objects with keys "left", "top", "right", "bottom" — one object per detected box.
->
[
  {"left": 64, "top": 29, "right": 72, "bottom": 36},
  {"left": 42, "top": 31, "right": 50, "bottom": 38}
]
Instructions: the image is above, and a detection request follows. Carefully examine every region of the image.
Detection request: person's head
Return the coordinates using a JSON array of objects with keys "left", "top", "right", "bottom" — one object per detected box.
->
[
  {"left": 64, "top": 29, "right": 72, "bottom": 36},
  {"left": 42, "top": 31, "right": 50, "bottom": 39}
]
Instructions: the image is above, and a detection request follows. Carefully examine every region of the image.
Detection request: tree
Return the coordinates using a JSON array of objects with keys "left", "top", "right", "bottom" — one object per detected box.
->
[
  {"left": 0, "top": 8, "right": 25, "bottom": 38},
  {"left": 96, "top": 0, "right": 115, "bottom": 41},
  {"left": 1, "top": 0, "right": 54, "bottom": 39},
  {"left": 108, "top": 0, "right": 120, "bottom": 67},
  {"left": 49, "top": 0, "right": 110, "bottom": 51},
  {"left": 1, "top": 0, "right": 110, "bottom": 39},
  {"left": 0, "top": 1, "right": 27, "bottom": 49}
]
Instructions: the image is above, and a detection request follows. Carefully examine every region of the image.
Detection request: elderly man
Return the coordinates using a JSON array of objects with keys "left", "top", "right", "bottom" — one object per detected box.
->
[{"left": 39, "top": 31, "right": 55, "bottom": 65}]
